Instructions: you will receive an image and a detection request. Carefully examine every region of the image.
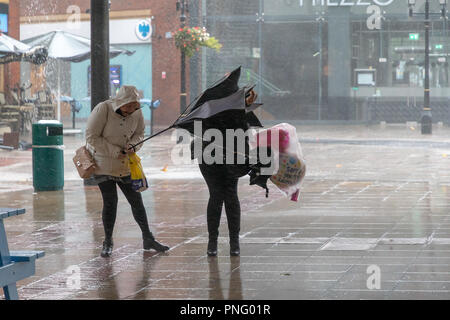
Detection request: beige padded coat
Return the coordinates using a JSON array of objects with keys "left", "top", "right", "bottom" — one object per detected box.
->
[{"left": 85, "top": 85, "right": 145, "bottom": 177}]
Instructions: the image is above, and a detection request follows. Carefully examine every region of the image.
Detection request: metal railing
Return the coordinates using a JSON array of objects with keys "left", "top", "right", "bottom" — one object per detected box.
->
[{"left": 241, "top": 68, "right": 291, "bottom": 97}]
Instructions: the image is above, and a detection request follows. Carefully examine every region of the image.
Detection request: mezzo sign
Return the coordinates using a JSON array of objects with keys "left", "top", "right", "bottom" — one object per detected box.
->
[{"left": 298, "top": 0, "right": 394, "bottom": 6}]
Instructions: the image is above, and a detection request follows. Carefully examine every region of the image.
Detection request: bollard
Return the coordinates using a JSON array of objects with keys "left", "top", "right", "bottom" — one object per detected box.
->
[{"left": 32, "top": 120, "right": 64, "bottom": 191}]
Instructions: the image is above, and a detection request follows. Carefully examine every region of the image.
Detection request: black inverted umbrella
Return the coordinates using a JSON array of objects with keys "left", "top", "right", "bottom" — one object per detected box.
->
[
  {"left": 182, "top": 66, "right": 242, "bottom": 117},
  {"left": 129, "top": 66, "right": 273, "bottom": 196},
  {"left": 130, "top": 66, "right": 263, "bottom": 150},
  {"left": 174, "top": 86, "right": 262, "bottom": 132}
]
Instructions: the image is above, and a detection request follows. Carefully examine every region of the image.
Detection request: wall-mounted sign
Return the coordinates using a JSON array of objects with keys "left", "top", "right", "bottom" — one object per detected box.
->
[
  {"left": 252, "top": 48, "right": 261, "bottom": 59},
  {"left": 298, "top": 0, "right": 394, "bottom": 6},
  {"left": 135, "top": 19, "right": 152, "bottom": 41},
  {"left": 409, "top": 33, "right": 419, "bottom": 41},
  {"left": 268, "top": 0, "right": 402, "bottom": 16},
  {"left": 354, "top": 68, "right": 376, "bottom": 86}
]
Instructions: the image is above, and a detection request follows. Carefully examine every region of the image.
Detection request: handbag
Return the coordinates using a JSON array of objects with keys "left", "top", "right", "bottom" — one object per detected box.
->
[{"left": 73, "top": 145, "right": 96, "bottom": 179}]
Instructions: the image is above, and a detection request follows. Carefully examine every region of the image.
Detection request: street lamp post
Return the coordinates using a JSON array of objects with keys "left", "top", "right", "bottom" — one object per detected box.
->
[
  {"left": 316, "top": 12, "right": 325, "bottom": 121},
  {"left": 90, "top": 0, "right": 111, "bottom": 112},
  {"left": 85, "top": 0, "right": 110, "bottom": 186},
  {"left": 409, "top": 0, "right": 448, "bottom": 134},
  {"left": 423, "top": 0, "right": 432, "bottom": 134},
  {"left": 177, "top": 0, "right": 189, "bottom": 115}
]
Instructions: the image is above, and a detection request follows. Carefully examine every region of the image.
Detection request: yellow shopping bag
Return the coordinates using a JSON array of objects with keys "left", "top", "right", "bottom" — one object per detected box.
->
[{"left": 128, "top": 153, "right": 148, "bottom": 192}]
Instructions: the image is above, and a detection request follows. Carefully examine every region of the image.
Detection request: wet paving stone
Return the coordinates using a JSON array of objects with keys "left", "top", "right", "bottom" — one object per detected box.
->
[{"left": 2, "top": 130, "right": 450, "bottom": 299}]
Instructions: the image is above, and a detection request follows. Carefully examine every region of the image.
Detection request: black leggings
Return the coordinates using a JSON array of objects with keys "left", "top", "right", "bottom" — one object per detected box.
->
[
  {"left": 199, "top": 164, "right": 241, "bottom": 240},
  {"left": 98, "top": 179, "right": 153, "bottom": 241}
]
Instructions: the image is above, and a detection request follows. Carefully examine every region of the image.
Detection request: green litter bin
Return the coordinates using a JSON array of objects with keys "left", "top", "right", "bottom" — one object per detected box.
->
[{"left": 32, "top": 120, "right": 64, "bottom": 191}]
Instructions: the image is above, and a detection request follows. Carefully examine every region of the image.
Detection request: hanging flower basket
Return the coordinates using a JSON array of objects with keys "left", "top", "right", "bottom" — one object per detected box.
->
[{"left": 173, "top": 26, "right": 222, "bottom": 58}]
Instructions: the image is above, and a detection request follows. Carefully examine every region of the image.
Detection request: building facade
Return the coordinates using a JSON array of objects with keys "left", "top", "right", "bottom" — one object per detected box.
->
[
  {"left": 19, "top": 0, "right": 183, "bottom": 126},
  {"left": 0, "top": 0, "right": 20, "bottom": 103},
  {"left": 195, "top": 0, "right": 450, "bottom": 123},
  {"left": 8, "top": 0, "right": 450, "bottom": 125}
]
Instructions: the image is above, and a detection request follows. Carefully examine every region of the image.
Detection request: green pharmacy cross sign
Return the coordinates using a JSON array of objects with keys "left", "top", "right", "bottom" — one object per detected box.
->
[{"left": 409, "top": 33, "right": 420, "bottom": 41}]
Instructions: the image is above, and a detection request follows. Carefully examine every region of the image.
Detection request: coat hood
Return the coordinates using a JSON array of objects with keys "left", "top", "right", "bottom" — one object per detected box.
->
[{"left": 110, "top": 85, "right": 140, "bottom": 112}]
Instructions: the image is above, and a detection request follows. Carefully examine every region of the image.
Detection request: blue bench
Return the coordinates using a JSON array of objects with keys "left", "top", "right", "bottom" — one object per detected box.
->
[{"left": 0, "top": 208, "right": 45, "bottom": 300}]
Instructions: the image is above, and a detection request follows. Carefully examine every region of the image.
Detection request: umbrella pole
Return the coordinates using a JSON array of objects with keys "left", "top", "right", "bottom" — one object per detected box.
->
[
  {"left": 129, "top": 123, "right": 259, "bottom": 166},
  {"left": 57, "top": 60, "right": 61, "bottom": 122},
  {"left": 128, "top": 126, "right": 174, "bottom": 150}
]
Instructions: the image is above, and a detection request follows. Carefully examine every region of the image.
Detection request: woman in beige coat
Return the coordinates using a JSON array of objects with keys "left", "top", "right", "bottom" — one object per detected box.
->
[{"left": 86, "top": 85, "right": 169, "bottom": 257}]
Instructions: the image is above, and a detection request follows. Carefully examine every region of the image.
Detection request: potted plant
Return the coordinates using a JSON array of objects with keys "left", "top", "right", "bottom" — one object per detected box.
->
[{"left": 173, "top": 26, "right": 222, "bottom": 57}]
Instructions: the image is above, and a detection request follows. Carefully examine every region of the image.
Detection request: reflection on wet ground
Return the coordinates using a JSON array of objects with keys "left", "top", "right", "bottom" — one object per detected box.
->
[{"left": 1, "top": 125, "right": 450, "bottom": 299}]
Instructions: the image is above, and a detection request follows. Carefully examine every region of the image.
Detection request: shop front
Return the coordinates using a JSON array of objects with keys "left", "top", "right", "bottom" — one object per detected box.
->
[
  {"left": 20, "top": 13, "right": 153, "bottom": 121},
  {"left": 196, "top": 0, "right": 450, "bottom": 122}
]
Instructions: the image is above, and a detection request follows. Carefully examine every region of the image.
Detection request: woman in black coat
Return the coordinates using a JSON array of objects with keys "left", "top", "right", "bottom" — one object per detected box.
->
[{"left": 194, "top": 90, "right": 258, "bottom": 257}]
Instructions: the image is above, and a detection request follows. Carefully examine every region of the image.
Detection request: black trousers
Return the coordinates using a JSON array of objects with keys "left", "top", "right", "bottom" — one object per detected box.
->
[
  {"left": 199, "top": 164, "right": 241, "bottom": 241},
  {"left": 97, "top": 178, "right": 153, "bottom": 241}
]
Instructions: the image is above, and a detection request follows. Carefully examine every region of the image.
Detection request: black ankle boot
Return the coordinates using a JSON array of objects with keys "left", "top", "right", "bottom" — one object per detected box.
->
[
  {"left": 207, "top": 239, "right": 218, "bottom": 257},
  {"left": 230, "top": 237, "right": 240, "bottom": 256},
  {"left": 101, "top": 239, "right": 113, "bottom": 258},
  {"left": 143, "top": 237, "right": 170, "bottom": 252}
]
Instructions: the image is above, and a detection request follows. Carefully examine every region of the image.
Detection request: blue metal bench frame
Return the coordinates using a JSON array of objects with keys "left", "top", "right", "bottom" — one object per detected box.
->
[{"left": 0, "top": 208, "right": 45, "bottom": 300}]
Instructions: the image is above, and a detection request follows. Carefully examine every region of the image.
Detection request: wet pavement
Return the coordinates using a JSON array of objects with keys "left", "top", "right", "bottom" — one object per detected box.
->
[{"left": 1, "top": 122, "right": 450, "bottom": 299}]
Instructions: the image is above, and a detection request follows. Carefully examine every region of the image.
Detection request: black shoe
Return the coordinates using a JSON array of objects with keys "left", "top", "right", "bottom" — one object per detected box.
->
[
  {"left": 230, "top": 237, "right": 240, "bottom": 256},
  {"left": 143, "top": 238, "right": 170, "bottom": 252},
  {"left": 207, "top": 240, "right": 218, "bottom": 257},
  {"left": 101, "top": 240, "right": 113, "bottom": 258}
]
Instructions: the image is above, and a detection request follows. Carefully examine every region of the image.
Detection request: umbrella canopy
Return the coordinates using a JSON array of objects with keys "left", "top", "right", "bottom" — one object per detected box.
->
[
  {"left": 22, "top": 30, "right": 135, "bottom": 121},
  {"left": 173, "top": 86, "right": 262, "bottom": 133},
  {"left": 131, "top": 66, "right": 263, "bottom": 149},
  {"left": 0, "top": 32, "right": 30, "bottom": 53},
  {"left": 129, "top": 66, "right": 272, "bottom": 193},
  {"left": 0, "top": 33, "right": 48, "bottom": 64},
  {"left": 22, "top": 30, "right": 134, "bottom": 62},
  {"left": 178, "top": 66, "right": 263, "bottom": 132},
  {"left": 181, "top": 66, "right": 242, "bottom": 117}
]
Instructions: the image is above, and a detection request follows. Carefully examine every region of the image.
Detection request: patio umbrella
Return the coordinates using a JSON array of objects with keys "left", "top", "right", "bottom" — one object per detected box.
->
[
  {"left": 0, "top": 33, "right": 48, "bottom": 64},
  {"left": 22, "top": 30, "right": 135, "bottom": 121},
  {"left": 0, "top": 32, "right": 30, "bottom": 53}
]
